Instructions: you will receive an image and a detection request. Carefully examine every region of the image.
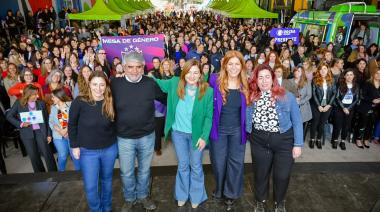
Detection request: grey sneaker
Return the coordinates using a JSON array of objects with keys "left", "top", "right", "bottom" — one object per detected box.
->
[
  {"left": 121, "top": 201, "right": 135, "bottom": 212},
  {"left": 255, "top": 200, "right": 267, "bottom": 212},
  {"left": 275, "top": 201, "right": 286, "bottom": 212},
  {"left": 137, "top": 197, "right": 157, "bottom": 210}
]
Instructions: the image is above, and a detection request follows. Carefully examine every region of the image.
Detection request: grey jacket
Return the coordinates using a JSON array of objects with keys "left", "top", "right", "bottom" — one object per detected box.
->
[{"left": 298, "top": 81, "right": 312, "bottom": 122}]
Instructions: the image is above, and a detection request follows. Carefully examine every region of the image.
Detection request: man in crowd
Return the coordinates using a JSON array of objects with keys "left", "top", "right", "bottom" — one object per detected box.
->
[{"left": 111, "top": 52, "right": 165, "bottom": 211}]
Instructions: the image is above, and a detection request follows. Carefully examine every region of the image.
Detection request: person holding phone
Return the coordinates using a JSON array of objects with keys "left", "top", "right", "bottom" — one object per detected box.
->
[{"left": 153, "top": 59, "right": 213, "bottom": 209}]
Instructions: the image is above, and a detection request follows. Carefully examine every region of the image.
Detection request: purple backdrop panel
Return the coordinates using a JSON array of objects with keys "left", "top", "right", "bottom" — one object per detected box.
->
[
  {"left": 270, "top": 28, "right": 300, "bottom": 45},
  {"left": 101, "top": 34, "right": 165, "bottom": 70}
]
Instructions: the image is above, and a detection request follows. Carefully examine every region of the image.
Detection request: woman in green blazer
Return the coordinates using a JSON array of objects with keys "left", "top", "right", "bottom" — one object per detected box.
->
[{"left": 154, "top": 59, "right": 213, "bottom": 208}]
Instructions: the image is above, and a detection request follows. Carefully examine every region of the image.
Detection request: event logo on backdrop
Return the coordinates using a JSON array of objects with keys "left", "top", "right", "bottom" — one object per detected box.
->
[
  {"left": 101, "top": 34, "right": 165, "bottom": 70},
  {"left": 270, "top": 28, "right": 300, "bottom": 45}
]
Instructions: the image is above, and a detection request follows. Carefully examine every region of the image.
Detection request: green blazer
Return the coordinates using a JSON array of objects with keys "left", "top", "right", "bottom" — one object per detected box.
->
[{"left": 154, "top": 77, "right": 214, "bottom": 148}]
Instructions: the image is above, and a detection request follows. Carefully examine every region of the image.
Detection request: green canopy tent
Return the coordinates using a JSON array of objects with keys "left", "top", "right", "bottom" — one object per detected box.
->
[
  {"left": 107, "top": 0, "right": 154, "bottom": 17},
  {"left": 208, "top": 0, "right": 278, "bottom": 19},
  {"left": 68, "top": 0, "right": 123, "bottom": 20},
  {"left": 68, "top": 0, "right": 154, "bottom": 21}
]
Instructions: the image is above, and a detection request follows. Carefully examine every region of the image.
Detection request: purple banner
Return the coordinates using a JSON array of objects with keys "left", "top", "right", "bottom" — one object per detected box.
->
[
  {"left": 101, "top": 34, "right": 165, "bottom": 70},
  {"left": 270, "top": 28, "right": 300, "bottom": 45}
]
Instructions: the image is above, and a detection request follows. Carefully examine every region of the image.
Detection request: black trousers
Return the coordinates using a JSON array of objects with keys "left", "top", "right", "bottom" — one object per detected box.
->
[
  {"left": 21, "top": 130, "right": 57, "bottom": 173},
  {"left": 310, "top": 105, "right": 332, "bottom": 139},
  {"left": 355, "top": 110, "right": 377, "bottom": 141},
  {"left": 154, "top": 116, "right": 165, "bottom": 151},
  {"left": 210, "top": 126, "right": 245, "bottom": 199},
  {"left": 0, "top": 148, "right": 6, "bottom": 175},
  {"left": 331, "top": 108, "right": 354, "bottom": 141},
  {"left": 250, "top": 128, "right": 294, "bottom": 203}
]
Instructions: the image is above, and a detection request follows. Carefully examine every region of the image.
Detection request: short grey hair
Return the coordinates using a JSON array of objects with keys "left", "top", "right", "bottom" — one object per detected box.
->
[
  {"left": 46, "top": 69, "right": 64, "bottom": 85},
  {"left": 122, "top": 52, "right": 145, "bottom": 66}
]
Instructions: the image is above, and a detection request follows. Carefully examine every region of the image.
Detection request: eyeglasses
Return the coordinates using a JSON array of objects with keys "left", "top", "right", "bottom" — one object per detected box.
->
[{"left": 98, "top": 52, "right": 106, "bottom": 55}]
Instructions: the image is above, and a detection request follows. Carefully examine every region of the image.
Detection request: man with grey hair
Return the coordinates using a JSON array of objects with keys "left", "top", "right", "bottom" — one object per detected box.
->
[{"left": 111, "top": 52, "right": 165, "bottom": 211}]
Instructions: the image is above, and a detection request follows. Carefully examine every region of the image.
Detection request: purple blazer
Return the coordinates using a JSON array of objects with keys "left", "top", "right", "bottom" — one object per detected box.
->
[{"left": 209, "top": 73, "right": 247, "bottom": 144}]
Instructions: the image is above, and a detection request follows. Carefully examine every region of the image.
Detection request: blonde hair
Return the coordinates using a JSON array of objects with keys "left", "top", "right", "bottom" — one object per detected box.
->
[
  {"left": 159, "top": 58, "right": 174, "bottom": 77},
  {"left": 77, "top": 65, "right": 91, "bottom": 97}
]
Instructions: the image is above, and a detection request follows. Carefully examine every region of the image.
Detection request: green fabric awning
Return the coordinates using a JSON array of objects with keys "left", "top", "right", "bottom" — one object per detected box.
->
[
  {"left": 208, "top": 0, "right": 278, "bottom": 19},
  {"left": 68, "top": 0, "right": 154, "bottom": 21},
  {"left": 68, "top": 0, "right": 123, "bottom": 20}
]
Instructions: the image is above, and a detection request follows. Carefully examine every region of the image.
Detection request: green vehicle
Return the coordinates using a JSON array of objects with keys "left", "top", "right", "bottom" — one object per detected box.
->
[{"left": 290, "top": 2, "right": 380, "bottom": 47}]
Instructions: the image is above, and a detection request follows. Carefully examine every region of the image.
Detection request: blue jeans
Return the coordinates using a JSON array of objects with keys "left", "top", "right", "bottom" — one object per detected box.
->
[
  {"left": 80, "top": 143, "right": 118, "bottom": 212},
  {"left": 171, "top": 130, "right": 207, "bottom": 204},
  {"left": 210, "top": 126, "right": 245, "bottom": 199},
  {"left": 118, "top": 132, "right": 155, "bottom": 202},
  {"left": 375, "top": 121, "right": 380, "bottom": 139},
  {"left": 53, "top": 138, "right": 80, "bottom": 171}
]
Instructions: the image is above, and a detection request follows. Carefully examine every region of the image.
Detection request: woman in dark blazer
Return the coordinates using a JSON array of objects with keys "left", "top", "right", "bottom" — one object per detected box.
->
[
  {"left": 6, "top": 84, "right": 57, "bottom": 173},
  {"left": 332, "top": 69, "right": 360, "bottom": 150}
]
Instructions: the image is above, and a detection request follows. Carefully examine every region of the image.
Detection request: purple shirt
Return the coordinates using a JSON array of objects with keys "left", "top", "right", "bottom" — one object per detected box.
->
[
  {"left": 28, "top": 102, "right": 40, "bottom": 130},
  {"left": 209, "top": 73, "right": 247, "bottom": 144}
]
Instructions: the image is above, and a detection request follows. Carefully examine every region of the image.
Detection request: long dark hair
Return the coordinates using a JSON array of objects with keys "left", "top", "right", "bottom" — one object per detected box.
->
[
  {"left": 338, "top": 68, "right": 357, "bottom": 94},
  {"left": 52, "top": 88, "right": 72, "bottom": 102}
]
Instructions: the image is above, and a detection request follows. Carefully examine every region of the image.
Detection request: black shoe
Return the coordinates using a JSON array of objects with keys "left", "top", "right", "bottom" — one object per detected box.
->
[
  {"left": 136, "top": 197, "right": 156, "bottom": 210},
  {"left": 339, "top": 142, "right": 346, "bottom": 150},
  {"left": 211, "top": 191, "right": 223, "bottom": 203},
  {"left": 364, "top": 141, "right": 370, "bottom": 148},
  {"left": 316, "top": 140, "right": 322, "bottom": 149},
  {"left": 309, "top": 139, "right": 315, "bottom": 149},
  {"left": 332, "top": 140, "right": 338, "bottom": 149},
  {"left": 275, "top": 201, "right": 286, "bottom": 212},
  {"left": 225, "top": 198, "right": 235, "bottom": 211},
  {"left": 255, "top": 200, "right": 267, "bottom": 212},
  {"left": 356, "top": 140, "right": 364, "bottom": 149},
  {"left": 121, "top": 201, "right": 136, "bottom": 212}
]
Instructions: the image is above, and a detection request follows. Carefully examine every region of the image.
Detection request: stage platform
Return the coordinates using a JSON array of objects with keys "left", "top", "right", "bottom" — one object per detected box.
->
[{"left": 0, "top": 163, "right": 379, "bottom": 212}]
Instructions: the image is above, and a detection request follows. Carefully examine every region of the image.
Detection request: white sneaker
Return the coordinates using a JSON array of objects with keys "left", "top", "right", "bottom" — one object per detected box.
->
[
  {"left": 191, "top": 203, "right": 199, "bottom": 208},
  {"left": 178, "top": 201, "right": 186, "bottom": 207}
]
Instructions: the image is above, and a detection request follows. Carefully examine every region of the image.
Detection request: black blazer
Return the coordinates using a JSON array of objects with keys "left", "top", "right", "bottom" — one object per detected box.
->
[
  {"left": 312, "top": 82, "right": 337, "bottom": 106},
  {"left": 356, "top": 82, "right": 380, "bottom": 114},
  {"left": 6, "top": 100, "right": 51, "bottom": 140}
]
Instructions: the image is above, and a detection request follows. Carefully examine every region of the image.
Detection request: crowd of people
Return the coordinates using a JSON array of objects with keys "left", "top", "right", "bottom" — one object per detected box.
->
[{"left": 0, "top": 8, "right": 379, "bottom": 212}]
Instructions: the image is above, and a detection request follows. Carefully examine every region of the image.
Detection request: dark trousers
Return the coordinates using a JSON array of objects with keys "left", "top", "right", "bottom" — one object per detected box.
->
[
  {"left": 332, "top": 108, "right": 354, "bottom": 141},
  {"left": 310, "top": 105, "right": 332, "bottom": 139},
  {"left": 210, "top": 126, "right": 245, "bottom": 199},
  {"left": 355, "top": 110, "right": 377, "bottom": 141},
  {"left": 0, "top": 149, "right": 6, "bottom": 174},
  {"left": 154, "top": 116, "right": 165, "bottom": 151},
  {"left": 21, "top": 130, "right": 57, "bottom": 173},
  {"left": 250, "top": 128, "right": 294, "bottom": 203}
]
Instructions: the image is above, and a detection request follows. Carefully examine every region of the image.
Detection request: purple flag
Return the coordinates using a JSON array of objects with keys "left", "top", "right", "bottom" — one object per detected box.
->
[
  {"left": 270, "top": 28, "right": 300, "bottom": 45},
  {"left": 101, "top": 34, "right": 165, "bottom": 70}
]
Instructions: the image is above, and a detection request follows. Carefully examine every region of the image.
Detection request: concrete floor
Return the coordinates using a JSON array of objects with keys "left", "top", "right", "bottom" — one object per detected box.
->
[
  {"left": 0, "top": 163, "right": 379, "bottom": 212},
  {"left": 1, "top": 134, "right": 380, "bottom": 212},
  {"left": 2, "top": 138, "right": 380, "bottom": 174}
]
